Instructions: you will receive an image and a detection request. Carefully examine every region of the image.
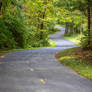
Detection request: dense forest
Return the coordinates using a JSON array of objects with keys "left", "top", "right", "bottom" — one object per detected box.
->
[{"left": 0, "top": 0, "right": 92, "bottom": 49}]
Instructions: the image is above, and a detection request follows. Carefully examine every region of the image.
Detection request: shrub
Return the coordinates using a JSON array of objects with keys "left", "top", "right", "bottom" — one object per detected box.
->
[
  {"left": 81, "top": 36, "right": 92, "bottom": 49},
  {"left": 0, "top": 18, "right": 17, "bottom": 48},
  {"left": 81, "top": 30, "right": 92, "bottom": 50}
]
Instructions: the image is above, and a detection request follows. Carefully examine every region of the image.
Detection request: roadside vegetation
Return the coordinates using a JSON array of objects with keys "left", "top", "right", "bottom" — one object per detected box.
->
[
  {"left": 62, "top": 34, "right": 83, "bottom": 46},
  {"left": 0, "top": 0, "right": 92, "bottom": 50},
  {"left": 56, "top": 0, "right": 92, "bottom": 50},
  {"left": 48, "top": 39, "right": 56, "bottom": 47},
  {"left": 54, "top": 0, "right": 92, "bottom": 79},
  {"left": 0, "top": 50, "right": 11, "bottom": 58},
  {"left": 56, "top": 47, "right": 92, "bottom": 80},
  {"left": 0, "top": 0, "right": 57, "bottom": 49}
]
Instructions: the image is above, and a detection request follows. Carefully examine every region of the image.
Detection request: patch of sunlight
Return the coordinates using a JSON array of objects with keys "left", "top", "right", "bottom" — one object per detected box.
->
[
  {"left": 63, "top": 34, "right": 83, "bottom": 45},
  {"left": 58, "top": 56, "right": 76, "bottom": 61},
  {"left": 83, "top": 73, "right": 92, "bottom": 78},
  {"left": 68, "top": 36, "right": 80, "bottom": 44},
  {"left": 48, "top": 39, "right": 56, "bottom": 47}
]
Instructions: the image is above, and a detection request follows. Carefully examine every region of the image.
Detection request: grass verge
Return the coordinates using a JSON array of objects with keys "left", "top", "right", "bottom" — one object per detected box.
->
[
  {"left": 0, "top": 39, "right": 56, "bottom": 58},
  {"left": 0, "top": 49, "right": 12, "bottom": 58},
  {"left": 48, "top": 39, "right": 56, "bottom": 47},
  {"left": 56, "top": 47, "right": 92, "bottom": 80},
  {"left": 62, "top": 34, "right": 83, "bottom": 46}
]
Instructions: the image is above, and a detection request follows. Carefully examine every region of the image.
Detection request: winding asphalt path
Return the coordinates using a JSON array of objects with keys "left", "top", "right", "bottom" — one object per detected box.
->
[{"left": 0, "top": 26, "right": 92, "bottom": 92}]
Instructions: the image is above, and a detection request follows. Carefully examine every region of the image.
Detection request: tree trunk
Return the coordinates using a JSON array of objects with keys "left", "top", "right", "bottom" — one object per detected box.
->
[
  {"left": 40, "top": 13, "right": 45, "bottom": 39},
  {"left": 80, "top": 24, "right": 83, "bottom": 34},
  {"left": 0, "top": 2, "right": 2, "bottom": 12},
  {"left": 40, "top": 13, "right": 45, "bottom": 29},
  {"left": 70, "top": 22, "right": 75, "bottom": 34},
  {"left": 74, "top": 26, "right": 79, "bottom": 33},
  {"left": 88, "top": 0, "right": 91, "bottom": 49},
  {"left": 65, "top": 22, "right": 69, "bottom": 35}
]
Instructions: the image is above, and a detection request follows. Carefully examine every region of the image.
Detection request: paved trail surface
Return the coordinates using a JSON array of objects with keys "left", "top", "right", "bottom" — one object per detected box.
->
[{"left": 0, "top": 26, "right": 92, "bottom": 92}]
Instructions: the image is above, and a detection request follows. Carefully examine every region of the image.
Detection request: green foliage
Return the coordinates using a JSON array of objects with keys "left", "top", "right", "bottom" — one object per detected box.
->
[
  {"left": 0, "top": 0, "right": 56, "bottom": 49},
  {"left": 81, "top": 34, "right": 92, "bottom": 50},
  {"left": 0, "top": 18, "right": 16, "bottom": 48},
  {"left": 54, "top": 0, "right": 92, "bottom": 49},
  {"left": 62, "top": 34, "right": 82, "bottom": 45},
  {"left": 56, "top": 47, "right": 92, "bottom": 80},
  {"left": 0, "top": 0, "right": 91, "bottom": 49}
]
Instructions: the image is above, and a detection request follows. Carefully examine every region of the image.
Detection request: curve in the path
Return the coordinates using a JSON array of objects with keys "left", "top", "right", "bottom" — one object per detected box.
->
[
  {"left": 50, "top": 26, "right": 75, "bottom": 47},
  {"left": 0, "top": 26, "right": 92, "bottom": 92}
]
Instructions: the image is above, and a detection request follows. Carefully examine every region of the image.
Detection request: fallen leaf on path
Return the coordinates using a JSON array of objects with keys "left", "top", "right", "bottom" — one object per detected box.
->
[
  {"left": 40, "top": 79, "right": 45, "bottom": 84},
  {"left": 30, "top": 68, "right": 34, "bottom": 72},
  {"left": 0, "top": 56, "right": 5, "bottom": 58},
  {"left": 45, "top": 78, "right": 48, "bottom": 81},
  {"left": 0, "top": 62, "right": 4, "bottom": 64}
]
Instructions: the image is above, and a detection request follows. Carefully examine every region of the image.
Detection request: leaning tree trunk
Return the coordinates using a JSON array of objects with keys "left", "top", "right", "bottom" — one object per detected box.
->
[
  {"left": 64, "top": 22, "right": 69, "bottom": 35},
  {"left": 88, "top": 0, "right": 91, "bottom": 49}
]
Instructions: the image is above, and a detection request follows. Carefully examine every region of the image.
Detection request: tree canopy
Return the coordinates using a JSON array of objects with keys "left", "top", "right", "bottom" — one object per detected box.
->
[{"left": 0, "top": 0, "right": 92, "bottom": 49}]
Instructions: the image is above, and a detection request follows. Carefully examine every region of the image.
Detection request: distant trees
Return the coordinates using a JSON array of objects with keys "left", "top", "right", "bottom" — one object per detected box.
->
[
  {"left": 54, "top": 0, "right": 83, "bottom": 34},
  {"left": 54, "top": 0, "right": 92, "bottom": 49},
  {"left": 72, "top": 0, "right": 92, "bottom": 49},
  {"left": 74, "top": 0, "right": 92, "bottom": 49}
]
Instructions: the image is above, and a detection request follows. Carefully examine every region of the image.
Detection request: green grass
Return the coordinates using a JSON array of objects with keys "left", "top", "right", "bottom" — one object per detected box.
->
[
  {"left": 62, "top": 34, "right": 83, "bottom": 46},
  {"left": 56, "top": 47, "right": 92, "bottom": 80},
  {"left": 48, "top": 39, "right": 56, "bottom": 47},
  {"left": 55, "top": 24, "right": 65, "bottom": 27}
]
